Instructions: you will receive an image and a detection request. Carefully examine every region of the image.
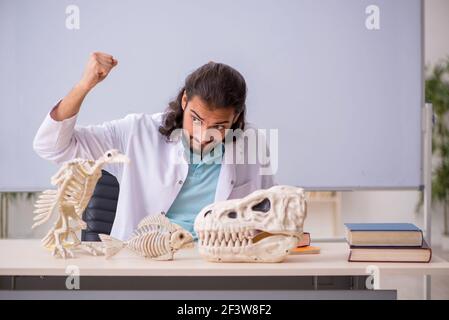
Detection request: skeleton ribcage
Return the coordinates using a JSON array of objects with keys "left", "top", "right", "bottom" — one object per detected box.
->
[
  {"left": 62, "top": 165, "right": 101, "bottom": 215},
  {"left": 127, "top": 232, "right": 171, "bottom": 258}
]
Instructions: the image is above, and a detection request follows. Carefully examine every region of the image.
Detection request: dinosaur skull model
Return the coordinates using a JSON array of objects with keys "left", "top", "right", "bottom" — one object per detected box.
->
[
  {"left": 32, "top": 149, "right": 129, "bottom": 258},
  {"left": 194, "top": 185, "right": 307, "bottom": 263}
]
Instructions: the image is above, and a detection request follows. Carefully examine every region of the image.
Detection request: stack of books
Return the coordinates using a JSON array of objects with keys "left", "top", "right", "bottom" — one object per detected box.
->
[
  {"left": 345, "top": 223, "right": 432, "bottom": 263},
  {"left": 290, "top": 232, "right": 321, "bottom": 255}
]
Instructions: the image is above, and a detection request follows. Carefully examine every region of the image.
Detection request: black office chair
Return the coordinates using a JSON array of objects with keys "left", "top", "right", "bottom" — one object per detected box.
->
[{"left": 81, "top": 170, "right": 119, "bottom": 241}]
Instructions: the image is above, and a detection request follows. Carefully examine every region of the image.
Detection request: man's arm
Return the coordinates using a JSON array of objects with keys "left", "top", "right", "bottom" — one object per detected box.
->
[
  {"left": 33, "top": 52, "right": 126, "bottom": 168},
  {"left": 50, "top": 52, "right": 118, "bottom": 121},
  {"left": 49, "top": 82, "right": 89, "bottom": 121}
]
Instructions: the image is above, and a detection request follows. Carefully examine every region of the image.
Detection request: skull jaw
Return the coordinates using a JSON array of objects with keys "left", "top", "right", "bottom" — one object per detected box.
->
[{"left": 198, "top": 234, "right": 300, "bottom": 263}]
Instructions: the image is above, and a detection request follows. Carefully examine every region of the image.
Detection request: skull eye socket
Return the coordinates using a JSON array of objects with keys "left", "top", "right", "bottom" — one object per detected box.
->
[
  {"left": 204, "top": 210, "right": 212, "bottom": 217},
  {"left": 227, "top": 211, "right": 237, "bottom": 219},
  {"left": 252, "top": 197, "right": 271, "bottom": 213}
]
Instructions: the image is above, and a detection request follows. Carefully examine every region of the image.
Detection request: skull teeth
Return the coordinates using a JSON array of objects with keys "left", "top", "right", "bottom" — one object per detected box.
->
[{"left": 198, "top": 230, "right": 255, "bottom": 247}]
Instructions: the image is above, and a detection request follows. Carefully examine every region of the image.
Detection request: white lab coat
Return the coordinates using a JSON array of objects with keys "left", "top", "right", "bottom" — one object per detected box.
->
[{"left": 33, "top": 101, "right": 275, "bottom": 240}]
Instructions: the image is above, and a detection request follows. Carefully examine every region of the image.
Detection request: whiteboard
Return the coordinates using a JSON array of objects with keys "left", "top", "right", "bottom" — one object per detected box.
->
[{"left": 0, "top": 0, "right": 423, "bottom": 191}]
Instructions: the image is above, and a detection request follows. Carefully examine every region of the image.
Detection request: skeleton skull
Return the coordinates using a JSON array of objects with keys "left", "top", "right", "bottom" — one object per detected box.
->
[{"left": 194, "top": 185, "right": 307, "bottom": 263}]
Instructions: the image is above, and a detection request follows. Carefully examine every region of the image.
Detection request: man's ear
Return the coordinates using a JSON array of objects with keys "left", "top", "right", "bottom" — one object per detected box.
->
[{"left": 181, "top": 91, "right": 187, "bottom": 111}]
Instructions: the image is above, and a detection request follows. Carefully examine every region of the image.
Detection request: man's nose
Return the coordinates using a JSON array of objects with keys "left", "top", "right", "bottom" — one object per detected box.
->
[
  {"left": 201, "top": 128, "right": 222, "bottom": 145},
  {"left": 201, "top": 130, "right": 215, "bottom": 143}
]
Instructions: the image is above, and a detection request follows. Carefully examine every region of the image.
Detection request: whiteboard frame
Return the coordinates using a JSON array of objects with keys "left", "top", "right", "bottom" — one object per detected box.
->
[{"left": 0, "top": 0, "right": 425, "bottom": 192}]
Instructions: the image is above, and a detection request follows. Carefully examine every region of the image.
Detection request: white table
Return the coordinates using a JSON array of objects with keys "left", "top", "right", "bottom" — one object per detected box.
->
[{"left": 1, "top": 239, "right": 448, "bottom": 299}]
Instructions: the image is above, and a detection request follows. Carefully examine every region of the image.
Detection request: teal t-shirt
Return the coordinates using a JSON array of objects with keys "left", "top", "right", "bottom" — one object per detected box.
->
[{"left": 166, "top": 141, "right": 223, "bottom": 241}]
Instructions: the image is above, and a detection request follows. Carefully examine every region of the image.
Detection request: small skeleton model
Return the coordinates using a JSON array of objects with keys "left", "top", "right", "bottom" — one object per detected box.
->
[
  {"left": 99, "top": 214, "right": 194, "bottom": 260},
  {"left": 194, "top": 185, "right": 307, "bottom": 263},
  {"left": 32, "top": 149, "right": 130, "bottom": 259}
]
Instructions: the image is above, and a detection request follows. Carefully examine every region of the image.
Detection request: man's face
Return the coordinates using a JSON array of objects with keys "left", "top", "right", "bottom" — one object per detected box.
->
[{"left": 182, "top": 92, "right": 238, "bottom": 154}]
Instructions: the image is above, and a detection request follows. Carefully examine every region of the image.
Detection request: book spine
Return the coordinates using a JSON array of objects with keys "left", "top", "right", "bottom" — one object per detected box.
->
[{"left": 419, "top": 230, "right": 424, "bottom": 247}]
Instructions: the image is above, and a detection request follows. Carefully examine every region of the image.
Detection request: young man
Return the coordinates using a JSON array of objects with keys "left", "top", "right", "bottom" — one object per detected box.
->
[{"left": 33, "top": 52, "right": 275, "bottom": 240}]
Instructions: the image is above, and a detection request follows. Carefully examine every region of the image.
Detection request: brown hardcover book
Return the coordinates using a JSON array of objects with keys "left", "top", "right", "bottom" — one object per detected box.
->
[{"left": 348, "top": 240, "right": 432, "bottom": 263}]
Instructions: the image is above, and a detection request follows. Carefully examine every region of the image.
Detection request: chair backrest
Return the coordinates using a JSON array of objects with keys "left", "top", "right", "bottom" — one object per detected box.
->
[{"left": 81, "top": 170, "right": 119, "bottom": 241}]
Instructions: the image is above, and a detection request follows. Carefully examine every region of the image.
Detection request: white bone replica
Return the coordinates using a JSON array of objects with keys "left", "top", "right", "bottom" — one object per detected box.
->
[
  {"left": 32, "top": 149, "right": 130, "bottom": 259},
  {"left": 99, "top": 214, "right": 194, "bottom": 260},
  {"left": 194, "top": 185, "right": 307, "bottom": 263}
]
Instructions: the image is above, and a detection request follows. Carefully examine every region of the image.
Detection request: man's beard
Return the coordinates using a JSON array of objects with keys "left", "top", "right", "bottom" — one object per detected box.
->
[{"left": 189, "top": 137, "right": 220, "bottom": 155}]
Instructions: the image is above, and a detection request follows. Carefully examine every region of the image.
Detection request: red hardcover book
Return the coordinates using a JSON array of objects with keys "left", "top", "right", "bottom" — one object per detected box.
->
[{"left": 297, "top": 232, "right": 311, "bottom": 247}]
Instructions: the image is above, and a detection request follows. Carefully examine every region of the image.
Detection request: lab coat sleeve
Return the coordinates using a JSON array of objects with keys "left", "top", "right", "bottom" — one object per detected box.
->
[{"left": 32, "top": 99, "right": 132, "bottom": 176}]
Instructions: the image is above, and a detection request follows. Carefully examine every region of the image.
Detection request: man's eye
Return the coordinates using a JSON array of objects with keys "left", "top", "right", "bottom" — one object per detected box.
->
[
  {"left": 215, "top": 125, "right": 225, "bottom": 130},
  {"left": 192, "top": 116, "right": 201, "bottom": 123}
]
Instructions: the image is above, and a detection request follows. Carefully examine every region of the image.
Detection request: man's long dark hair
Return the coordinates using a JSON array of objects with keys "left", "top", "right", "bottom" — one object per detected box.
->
[{"left": 159, "top": 61, "right": 247, "bottom": 140}]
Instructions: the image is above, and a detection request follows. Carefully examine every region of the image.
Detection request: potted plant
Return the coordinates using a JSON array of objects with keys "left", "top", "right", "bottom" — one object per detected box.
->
[
  {"left": 417, "top": 57, "right": 449, "bottom": 250},
  {"left": 0, "top": 192, "right": 36, "bottom": 238}
]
